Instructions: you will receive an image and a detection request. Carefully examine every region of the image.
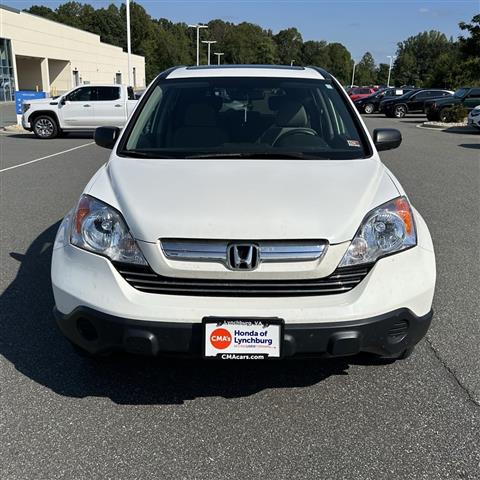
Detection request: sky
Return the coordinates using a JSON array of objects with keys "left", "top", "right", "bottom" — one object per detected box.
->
[{"left": 4, "top": 0, "right": 479, "bottom": 63}]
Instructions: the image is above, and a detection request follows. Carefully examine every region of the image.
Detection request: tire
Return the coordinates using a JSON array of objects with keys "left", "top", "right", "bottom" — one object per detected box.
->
[
  {"left": 32, "top": 115, "right": 59, "bottom": 139},
  {"left": 364, "top": 103, "right": 375, "bottom": 114},
  {"left": 394, "top": 105, "right": 407, "bottom": 118},
  {"left": 439, "top": 108, "right": 449, "bottom": 123}
]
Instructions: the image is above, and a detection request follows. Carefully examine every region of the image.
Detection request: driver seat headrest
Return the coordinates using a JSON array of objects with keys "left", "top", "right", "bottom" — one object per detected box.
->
[{"left": 276, "top": 101, "right": 308, "bottom": 128}]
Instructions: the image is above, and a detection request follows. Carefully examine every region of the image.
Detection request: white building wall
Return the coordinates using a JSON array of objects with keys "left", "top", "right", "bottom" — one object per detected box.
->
[{"left": 0, "top": 6, "right": 146, "bottom": 94}]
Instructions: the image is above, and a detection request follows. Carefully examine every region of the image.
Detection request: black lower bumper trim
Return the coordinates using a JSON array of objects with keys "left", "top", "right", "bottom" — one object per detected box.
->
[
  {"left": 54, "top": 307, "right": 433, "bottom": 356},
  {"left": 54, "top": 306, "right": 433, "bottom": 358}
]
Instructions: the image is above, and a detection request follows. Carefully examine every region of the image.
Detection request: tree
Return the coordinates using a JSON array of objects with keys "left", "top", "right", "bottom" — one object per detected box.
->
[
  {"left": 327, "top": 43, "right": 352, "bottom": 85},
  {"left": 274, "top": 28, "right": 303, "bottom": 65},
  {"left": 457, "top": 14, "right": 480, "bottom": 85},
  {"left": 301, "top": 40, "right": 330, "bottom": 68},
  {"left": 26, "top": 5, "right": 57, "bottom": 21},
  {"left": 392, "top": 31, "right": 453, "bottom": 87},
  {"left": 355, "top": 52, "right": 376, "bottom": 86},
  {"left": 375, "top": 63, "right": 390, "bottom": 85},
  {"left": 223, "top": 23, "right": 277, "bottom": 64}
]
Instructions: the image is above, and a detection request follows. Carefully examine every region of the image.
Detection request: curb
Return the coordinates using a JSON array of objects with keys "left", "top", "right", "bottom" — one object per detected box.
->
[{"left": 416, "top": 124, "right": 477, "bottom": 133}]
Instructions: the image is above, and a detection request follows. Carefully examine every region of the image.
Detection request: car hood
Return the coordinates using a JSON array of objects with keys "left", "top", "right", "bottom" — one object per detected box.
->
[
  {"left": 95, "top": 156, "right": 400, "bottom": 244},
  {"left": 24, "top": 98, "right": 57, "bottom": 107}
]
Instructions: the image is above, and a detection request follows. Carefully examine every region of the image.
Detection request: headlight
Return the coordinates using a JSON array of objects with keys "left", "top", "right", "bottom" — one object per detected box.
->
[
  {"left": 70, "top": 195, "right": 147, "bottom": 265},
  {"left": 22, "top": 103, "right": 31, "bottom": 113},
  {"left": 339, "top": 196, "right": 416, "bottom": 267},
  {"left": 471, "top": 109, "right": 480, "bottom": 117}
]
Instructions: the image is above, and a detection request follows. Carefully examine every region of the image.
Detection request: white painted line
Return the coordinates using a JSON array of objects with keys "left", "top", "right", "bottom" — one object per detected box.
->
[{"left": 0, "top": 142, "right": 95, "bottom": 174}]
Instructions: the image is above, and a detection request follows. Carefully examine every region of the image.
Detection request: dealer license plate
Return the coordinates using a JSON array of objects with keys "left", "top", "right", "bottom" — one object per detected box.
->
[{"left": 203, "top": 318, "right": 283, "bottom": 359}]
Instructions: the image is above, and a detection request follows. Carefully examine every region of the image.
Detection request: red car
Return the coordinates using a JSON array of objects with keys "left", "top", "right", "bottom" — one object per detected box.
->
[{"left": 349, "top": 87, "right": 376, "bottom": 102}]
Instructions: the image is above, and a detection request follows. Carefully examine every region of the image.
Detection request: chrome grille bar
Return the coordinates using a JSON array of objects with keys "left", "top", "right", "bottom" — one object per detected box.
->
[{"left": 161, "top": 239, "right": 327, "bottom": 263}]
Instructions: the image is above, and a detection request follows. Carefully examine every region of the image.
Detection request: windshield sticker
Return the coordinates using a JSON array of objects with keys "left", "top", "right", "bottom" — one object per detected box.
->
[
  {"left": 347, "top": 139, "right": 361, "bottom": 148},
  {"left": 325, "top": 84, "right": 333, "bottom": 89}
]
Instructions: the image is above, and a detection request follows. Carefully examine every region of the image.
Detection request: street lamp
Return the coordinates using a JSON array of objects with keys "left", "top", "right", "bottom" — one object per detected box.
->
[
  {"left": 202, "top": 40, "right": 217, "bottom": 66},
  {"left": 214, "top": 52, "right": 224, "bottom": 65},
  {"left": 351, "top": 61, "right": 356, "bottom": 88},
  {"left": 188, "top": 24, "right": 208, "bottom": 66},
  {"left": 387, "top": 55, "right": 395, "bottom": 88},
  {"left": 126, "top": 0, "right": 132, "bottom": 86}
]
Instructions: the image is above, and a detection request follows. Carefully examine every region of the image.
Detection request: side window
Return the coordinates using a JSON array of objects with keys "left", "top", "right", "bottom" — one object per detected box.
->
[
  {"left": 67, "top": 87, "right": 94, "bottom": 102},
  {"left": 97, "top": 86, "right": 121, "bottom": 101},
  {"left": 467, "top": 89, "right": 480, "bottom": 98},
  {"left": 414, "top": 91, "right": 428, "bottom": 100}
]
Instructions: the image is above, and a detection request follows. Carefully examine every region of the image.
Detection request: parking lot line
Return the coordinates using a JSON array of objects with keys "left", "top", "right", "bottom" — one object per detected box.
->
[{"left": 0, "top": 141, "right": 95, "bottom": 174}]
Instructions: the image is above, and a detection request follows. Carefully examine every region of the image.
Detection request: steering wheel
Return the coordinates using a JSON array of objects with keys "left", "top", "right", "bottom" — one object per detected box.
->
[{"left": 273, "top": 128, "right": 318, "bottom": 147}]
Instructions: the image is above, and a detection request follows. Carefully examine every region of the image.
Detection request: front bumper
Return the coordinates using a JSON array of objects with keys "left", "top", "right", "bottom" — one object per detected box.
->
[
  {"left": 21, "top": 115, "right": 32, "bottom": 131},
  {"left": 51, "top": 207, "right": 436, "bottom": 358},
  {"left": 54, "top": 306, "right": 433, "bottom": 358}
]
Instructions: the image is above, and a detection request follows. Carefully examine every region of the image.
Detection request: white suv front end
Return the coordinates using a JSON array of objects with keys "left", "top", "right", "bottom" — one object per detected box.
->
[{"left": 52, "top": 66, "right": 435, "bottom": 361}]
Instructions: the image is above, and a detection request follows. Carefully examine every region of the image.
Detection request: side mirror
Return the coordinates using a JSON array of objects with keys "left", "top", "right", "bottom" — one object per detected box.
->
[
  {"left": 373, "top": 128, "right": 402, "bottom": 151},
  {"left": 94, "top": 126, "right": 120, "bottom": 149},
  {"left": 60, "top": 97, "right": 66, "bottom": 105}
]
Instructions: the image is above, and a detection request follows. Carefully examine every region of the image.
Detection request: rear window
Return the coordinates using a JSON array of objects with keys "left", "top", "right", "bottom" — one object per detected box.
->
[
  {"left": 97, "top": 86, "right": 120, "bottom": 101},
  {"left": 120, "top": 77, "right": 370, "bottom": 160}
]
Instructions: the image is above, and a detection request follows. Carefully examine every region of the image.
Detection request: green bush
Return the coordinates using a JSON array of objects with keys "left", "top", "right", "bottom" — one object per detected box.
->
[{"left": 442, "top": 105, "right": 468, "bottom": 123}]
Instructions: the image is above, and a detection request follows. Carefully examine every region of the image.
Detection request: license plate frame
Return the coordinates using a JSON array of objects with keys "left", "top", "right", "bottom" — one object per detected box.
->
[{"left": 202, "top": 317, "right": 284, "bottom": 360}]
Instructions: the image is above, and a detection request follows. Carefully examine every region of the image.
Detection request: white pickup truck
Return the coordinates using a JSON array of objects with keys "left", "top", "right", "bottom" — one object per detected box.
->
[{"left": 22, "top": 84, "right": 137, "bottom": 139}]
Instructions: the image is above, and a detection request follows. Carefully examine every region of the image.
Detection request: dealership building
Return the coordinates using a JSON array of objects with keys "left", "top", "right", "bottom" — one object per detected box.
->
[{"left": 0, "top": 4, "right": 146, "bottom": 102}]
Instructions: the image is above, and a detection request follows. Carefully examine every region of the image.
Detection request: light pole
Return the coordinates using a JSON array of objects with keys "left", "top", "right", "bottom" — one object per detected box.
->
[
  {"left": 351, "top": 61, "right": 356, "bottom": 88},
  {"left": 214, "top": 52, "right": 224, "bottom": 65},
  {"left": 387, "top": 55, "right": 395, "bottom": 87},
  {"left": 126, "top": 0, "right": 132, "bottom": 86},
  {"left": 202, "top": 40, "right": 217, "bottom": 65},
  {"left": 290, "top": 60, "right": 295, "bottom": 66},
  {"left": 188, "top": 24, "right": 208, "bottom": 66}
]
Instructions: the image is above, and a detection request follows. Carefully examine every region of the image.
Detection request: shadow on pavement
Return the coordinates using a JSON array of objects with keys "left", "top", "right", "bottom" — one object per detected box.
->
[
  {"left": 1, "top": 223, "right": 387, "bottom": 405},
  {"left": 458, "top": 143, "right": 480, "bottom": 149},
  {"left": 4, "top": 132, "right": 93, "bottom": 139}
]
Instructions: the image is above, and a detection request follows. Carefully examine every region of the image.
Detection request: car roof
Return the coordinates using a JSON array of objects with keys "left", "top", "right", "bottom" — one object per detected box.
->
[{"left": 164, "top": 65, "right": 326, "bottom": 80}]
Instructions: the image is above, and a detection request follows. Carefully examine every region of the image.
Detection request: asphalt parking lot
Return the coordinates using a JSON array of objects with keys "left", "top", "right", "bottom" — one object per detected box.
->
[{"left": 0, "top": 117, "right": 479, "bottom": 479}]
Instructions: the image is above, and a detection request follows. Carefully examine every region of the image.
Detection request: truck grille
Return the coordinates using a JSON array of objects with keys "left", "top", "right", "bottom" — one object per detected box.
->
[{"left": 113, "top": 263, "right": 373, "bottom": 297}]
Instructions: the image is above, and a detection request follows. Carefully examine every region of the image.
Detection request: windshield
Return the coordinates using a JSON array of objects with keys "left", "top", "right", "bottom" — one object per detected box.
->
[
  {"left": 454, "top": 88, "right": 469, "bottom": 98},
  {"left": 120, "top": 77, "right": 369, "bottom": 160}
]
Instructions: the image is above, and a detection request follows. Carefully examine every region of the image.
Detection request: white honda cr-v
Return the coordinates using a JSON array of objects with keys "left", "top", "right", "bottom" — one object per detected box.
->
[{"left": 51, "top": 65, "right": 436, "bottom": 361}]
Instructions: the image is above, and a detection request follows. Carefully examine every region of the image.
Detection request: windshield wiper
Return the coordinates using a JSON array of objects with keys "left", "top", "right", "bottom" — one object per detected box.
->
[
  {"left": 185, "top": 152, "right": 325, "bottom": 160},
  {"left": 120, "top": 149, "right": 176, "bottom": 158}
]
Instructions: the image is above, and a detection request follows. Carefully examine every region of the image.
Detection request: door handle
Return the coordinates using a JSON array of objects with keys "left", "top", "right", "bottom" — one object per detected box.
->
[
  {"left": 114, "top": 104, "right": 121, "bottom": 107},
  {"left": 83, "top": 104, "right": 91, "bottom": 107}
]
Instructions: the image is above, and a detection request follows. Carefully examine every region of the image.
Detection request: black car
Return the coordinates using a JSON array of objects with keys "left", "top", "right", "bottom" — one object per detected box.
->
[
  {"left": 425, "top": 87, "right": 480, "bottom": 121},
  {"left": 380, "top": 89, "right": 453, "bottom": 118},
  {"left": 354, "top": 87, "right": 414, "bottom": 114}
]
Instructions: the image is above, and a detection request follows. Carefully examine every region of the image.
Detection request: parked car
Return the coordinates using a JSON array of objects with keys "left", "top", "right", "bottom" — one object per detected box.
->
[
  {"left": 22, "top": 84, "right": 137, "bottom": 139},
  {"left": 380, "top": 89, "right": 453, "bottom": 118},
  {"left": 348, "top": 87, "right": 376, "bottom": 102},
  {"left": 355, "top": 87, "right": 414, "bottom": 114},
  {"left": 467, "top": 105, "right": 480, "bottom": 130},
  {"left": 425, "top": 87, "right": 480, "bottom": 122},
  {"left": 51, "top": 65, "right": 435, "bottom": 362}
]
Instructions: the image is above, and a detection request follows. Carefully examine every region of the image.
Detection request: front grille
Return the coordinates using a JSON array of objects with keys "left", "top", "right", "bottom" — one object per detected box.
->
[{"left": 113, "top": 262, "right": 373, "bottom": 297}]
